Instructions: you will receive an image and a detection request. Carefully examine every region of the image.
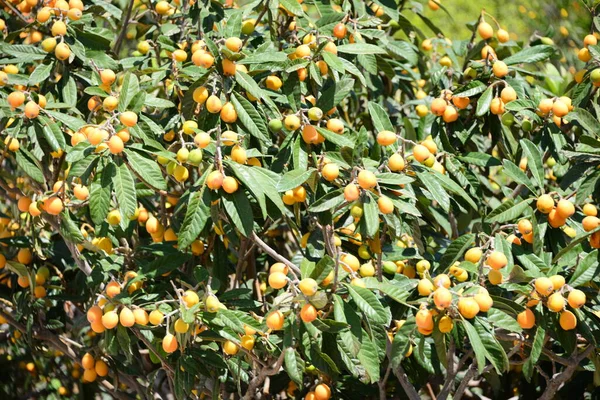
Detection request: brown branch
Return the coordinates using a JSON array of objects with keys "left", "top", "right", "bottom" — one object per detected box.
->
[
  {"left": 538, "top": 346, "right": 594, "bottom": 400},
  {"left": 113, "top": 0, "right": 136, "bottom": 54},
  {"left": 249, "top": 231, "right": 301, "bottom": 277},
  {"left": 242, "top": 352, "right": 285, "bottom": 400},
  {"left": 394, "top": 364, "right": 421, "bottom": 400}
]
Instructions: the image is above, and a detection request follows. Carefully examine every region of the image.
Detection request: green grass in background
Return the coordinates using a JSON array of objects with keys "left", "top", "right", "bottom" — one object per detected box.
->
[{"left": 405, "top": 0, "right": 592, "bottom": 44}]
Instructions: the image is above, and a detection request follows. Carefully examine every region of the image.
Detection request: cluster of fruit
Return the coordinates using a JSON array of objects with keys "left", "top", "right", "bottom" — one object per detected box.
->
[{"left": 517, "top": 276, "right": 587, "bottom": 331}]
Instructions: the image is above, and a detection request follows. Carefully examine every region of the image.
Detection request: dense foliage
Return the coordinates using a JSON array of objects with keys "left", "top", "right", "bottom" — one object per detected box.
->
[{"left": 0, "top": 0, "right": 599, "bottom": 399}]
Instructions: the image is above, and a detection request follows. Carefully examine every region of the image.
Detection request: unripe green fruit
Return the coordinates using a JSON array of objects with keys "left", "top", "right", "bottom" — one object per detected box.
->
[
  {"left": 188, "top": 148, "right": 203, "bottom": 165},
  {"left": 177, "top": 148, "right": 189, "bottom": 162},
  {"left": 540, "top": 37, "right": 554, "bottom": 45},
  {"left": 350, "top": 204, "right": 363, "bottom": 219},
  {"left": 241, "top": 19, "right": 256, "bottom": 35},
  {"left": 308, "top": 107, "right": 323, "bottom": 121},
  {"left": 166, "top": 161, "right": 177, "bottom": 175},
  {"left": 546, "top": 156, "right": 556, "bottom": 167},
  {"left": 464, "top": 67, "right": 477, "bottom": 80},
  {"left": 383, "top": 261, "right": 397, "bottom": 275},
  {"left": 501, "top": 112, "right": 514, "bottom": 126},
  {"left": 591, "top": 69, "right": 600, "bottom": 83},
  {"left": 423, "top": 155, "right": 435, "bottom": 167},
  {"left": 268, "top": 119, "right": 283, "bottom": 133},
  {"left": 521, "top": 119, "right": 533, "bottom": 132}
]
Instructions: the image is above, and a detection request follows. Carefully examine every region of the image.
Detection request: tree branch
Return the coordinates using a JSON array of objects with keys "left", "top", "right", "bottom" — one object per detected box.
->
[{"left": 394, "top": 364, "right": 421, "bottom": 400}]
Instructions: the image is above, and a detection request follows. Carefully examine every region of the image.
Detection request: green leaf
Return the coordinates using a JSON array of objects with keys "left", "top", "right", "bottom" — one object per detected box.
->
[
  {"left": 316, "top": 77, "right": 355, "bottom": 112},
  {"left": 114, "top": 163, "right": 137, "bottom": 219},
  {"left": 59, "top": 211, "right": 85, "bottom": 243},
  {"left": 486, "top": 198, "right": 533, "bottom": 224},
  {"left": 476, "top": 85, "right": 494, "bottom": 116},
  {"left": 231, "top": 92, "right": 271, "bottom": 145},
  {"left": 457, "top": 152, "right": 501, "bottom": 167},
  {"left": 363, "top": 192, "right": 380, "bottom": 238},
  {"left": 235, "top": 71, "right": 278, "bottom": 113},
  {"left": 474, "top": 318, "right": 509, "bottom": 373},
  {"left": 503, "top": 45, "right": 554, "bottom": 65},
  {"left": 15, "top": 150, "right": 44, "bottom": 183},
  {"left": 284, "top": 348, "right": 304, "bottom": 385},
  {"left": 452, "top": 80, "right": 487, "bottom": 97},
  {"left": 430, "top": 170, "right": 478, "bottom": 210},
  {"left": 222, "top": 190, "right": 254, "bottom": 237},
  {"left": 462, "top": 319, "right": 487, "bottom": 373},
  {"left": 344, "top": 283, "right": 390, "bottom": 325},
  {"left": 178, "top": 177, "right": 212, "bottom": 248},
  {"left": 118, "top": 72, "right": 140, "bottom": 112},
  {"left": 315, "top": 127, "right": 354, "bottom": 148},
  {"left": 569, "top": 250, "right": 599, "bottom": 287},
  {"left": 416, "top": 170, "right": 450, "bottom": 212},
  {"left": 279, "top": 0, "right": 304, "bottom": 15},
  {"left": 357, "top": 332, "right": 381, "bottom": 383},
  {"left": 368, "top": 102, "right": 394, "bottom": 132},
  {"left": 564, "top": 108, "right": 600, "bottom": 138},
  {"left": 309, "top": 189, "right": 345, "bottom": 212},
  {"left": 321, "top": 51, "right": 345, "bottom": 74},
  {"left": 144, "top": 97, "right": 176, "bottom": 108},
  {"left": 337, "top": 43, "right": 388, "bottom": 55},
  {"left": 390, "top": 316, "right": 416, "bottom": 368},
  {"left": 277, "top": 168, "right": 316, "bottom": 192},
  {"left": 89, "top": 162, "right": 114, "bottom": 225},
  {"left": 439, "top": 234, "right": 476, "bottom": 269},
  {"left": 45, "top": 110, "right": 86, "bottom": 131},
  {"left": 29, "top": 63, "right": 53, "bottom": 85},
  {"left": 520, "top": 139, "right": 544, "bottom": 189},
  {"left": 523, "top": 325, "right": 545, "bottom": 381},
  {"left": 502, "top": 160, "right": 537, "bottom": 193},
  {"left": 38, "top": 116, "right": 66, "bottom": 151},
  {"left": 124, "top": 149, "right": 167, "bottom": 191}
]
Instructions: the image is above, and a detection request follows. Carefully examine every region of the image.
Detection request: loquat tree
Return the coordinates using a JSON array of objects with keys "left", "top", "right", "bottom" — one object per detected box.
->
[{"left": 0, "top": 0, "right": 599, "bottom": 399}]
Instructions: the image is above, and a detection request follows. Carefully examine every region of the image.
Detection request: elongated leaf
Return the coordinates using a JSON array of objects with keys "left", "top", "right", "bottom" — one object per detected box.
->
[
  {"left": 15, "top": 150, "right": 44, "bottom": 183},
  {"left": 284, "top": 348, "right": 303, "bottom": 385},
  {"left": 344, "top": 283, "right": 389, "bottom": 325},
  {"left": 502, "top": 160, "right": 537, "bottom": 193},
  {"left": 503, "top": 45, "right": 554, "bottom": 65},
  {"left": 363, "top": 192, "right": 380, "bottom": 237},
  {"left": 231, "top": 92, "right": 271, "bottom": 145},
  {"left": 439, "top": 233, "right": 476, "bottom": 269},
  {"left": 60, "top": 211, "right": 85, "bottom": 243},
  {"left": 476, "top": 85, "right": 494, "bottom": 116},
  {"left": 124, "top": 149, "right": 167, "bottom": 191},
  {"left": 337, "top": 43, "right": 387, "bottom": 55},
  {"left": 368, "top": 102, "right": 394, "bottom": 132},
  {"left": 29, "top": 63, "right": 53, "bottom": 85},
  {"left": 565, "top": 108, "right": 600, "bottom": 138},
  {"left": 523, "top": 325, "right": 545, "bottom": 381},
  {"left": 520, "top": 139, "right": 544, "bottom": 189},
  {"left": 486, "top": 198, "right": 533, "bottom": 224},
  {"left": 118, "top": 72, "right": 140, "bottom": 112},
  {"left": 315, "top": 127, "right": 354, "bottom": 148},
  {"left": 178, "top": 175, "right": 212, "bottom": 248},
  {"left": 462, "top": 319, "right": 487, "bottom": 373},
  {"left": 277, "top": 168, "right": 315, "bottom": 192},
  {"left": 89, "top": 162, "right": 115, "bottom": 225},
  {"left": 235, "top": 71, "right": 278, "bottom": 113},
  {"left": 357, "top": 332, "right": 381, "bottom": 383},
  {"left": 417, "top": 171, "right": 450, "bottom": 212},
  {"left": 453, "top": 80, "right": 487, "bottom": 97},
  {"left": 569, "top": 250, "right": 599, "bottom": 287},
  {"left": 222, "top": 190, "right": 254, "bottom": 237},
  {"left": 114, "top": 163, "right": 137, "bottom": 219},
  {"left": 309, "top": 189, "right": 345, "bottom": 212}
]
